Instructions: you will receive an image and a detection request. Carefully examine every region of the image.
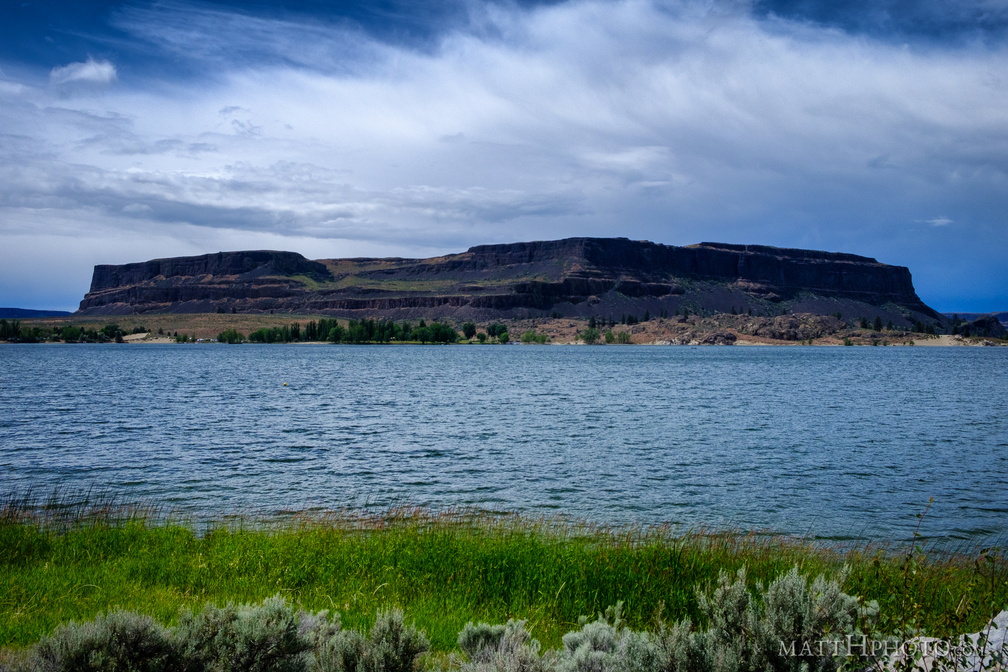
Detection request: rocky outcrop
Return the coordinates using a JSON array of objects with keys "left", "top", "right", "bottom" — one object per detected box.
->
[
  {"left": 76, "top": 238, "right": 945, "bottom": 328},
  {"left": 960, "top": 315, "right": 1008, "bottom": 339},
  {"left": 88, "top": 250, "right": 332, "bottom": 291},
  {"left": 739, "top": 315, "right": 848, "bottom": 342},
  {"left": 80, "top": 251, "right": 332, "bottom": 313}
]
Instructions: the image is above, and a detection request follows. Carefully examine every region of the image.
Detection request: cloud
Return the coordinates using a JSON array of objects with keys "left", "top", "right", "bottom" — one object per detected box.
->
[
  {"left": 1, "top": 0, "right": 1007, "bottom": 311},
  {"left": 754, "top": 0, "right": 1008, "bottom": 44},
  {"left": 49, "top": 59, "right": 118, "bottom": 87},
  {"left": 111, "top": 1, "right": 387, "bottom": 76}
]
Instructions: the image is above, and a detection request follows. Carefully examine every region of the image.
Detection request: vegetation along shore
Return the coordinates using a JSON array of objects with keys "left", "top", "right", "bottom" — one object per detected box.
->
[
  {"left": 1, "top": 493, "right": 1005, "bottom": 670},
  {"left": 2, "top": 312, "right": 1007, "bottom": 346}
]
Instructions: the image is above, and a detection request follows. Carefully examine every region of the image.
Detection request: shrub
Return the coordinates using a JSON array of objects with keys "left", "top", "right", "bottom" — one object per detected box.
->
[
  {"left": 554, "top": 603, "right": 661, "bottom": 672},
  {"left": 458, "top": 622, "right": 508, "bottom": 659},
  {"left": 298, "top": 610, "right": 342, "bottom": 650},
  {"left": 475, "top": 569, "right": 876, "bottom": 672},
  {"left": 458, "top": 619, "right": 546, "bottom": 672},
  {"left": 7, "top": 569, "right": 888, "bottom": 672},
  {"left": 365, "top": 609, "right": 430, "bottom": 672},
  {"left": 174, "top": 595, "right": 309, "bottom": 672},
  {"left": 520, "top": 331, "right": 549, "bottom": 344},
  {"left": 690, "top": 566, "right": 874, "bottom": 672},
  {"left": 309, "top": 629, "right": 366, "bottom": 672},
  {"left": 308, "top": 609, "right": 427, "bottom": 672},
  {"left": 24, "top": 611, "right": 177, "bottom": 672}
]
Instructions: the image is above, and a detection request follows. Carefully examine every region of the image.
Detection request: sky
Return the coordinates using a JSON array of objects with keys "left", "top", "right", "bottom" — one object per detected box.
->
[{"left": 0, "top": 0, "right": 1006, "bottom": 313}]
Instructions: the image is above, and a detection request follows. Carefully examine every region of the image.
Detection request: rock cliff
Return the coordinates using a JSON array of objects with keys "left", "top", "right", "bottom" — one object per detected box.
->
[{"left": 76, "top": 238, "right": 944, "bottom": 328}]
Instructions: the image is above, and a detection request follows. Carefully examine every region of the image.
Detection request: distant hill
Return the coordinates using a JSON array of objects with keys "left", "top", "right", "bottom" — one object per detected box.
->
[
  {"left": 943, "top": 312, "right": 1008, "bottom": 328},
  {"left": 0, "top": 307, "right": 72, "bottom": 319},
  {"left": 75, "top": 238, "right": 946, "bottom": 331}
]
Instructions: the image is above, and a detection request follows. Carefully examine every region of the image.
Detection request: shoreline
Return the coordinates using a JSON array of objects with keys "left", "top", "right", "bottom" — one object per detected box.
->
[
  {"left": 5, "top": 313, "right": 1006, "bottom": 346},
  {"left": 26, "top": 333, "right": 1006, "bottom": 347}
]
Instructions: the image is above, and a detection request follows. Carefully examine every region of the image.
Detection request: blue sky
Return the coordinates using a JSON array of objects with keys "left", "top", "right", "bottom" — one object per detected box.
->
[{"left": 1, "top": 0, "right": 1005, "bottom": 313}]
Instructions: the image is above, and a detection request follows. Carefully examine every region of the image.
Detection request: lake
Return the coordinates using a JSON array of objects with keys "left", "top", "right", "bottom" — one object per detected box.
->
[{"left": 1, "top": 343, "right": 1006, "bottom": 543}]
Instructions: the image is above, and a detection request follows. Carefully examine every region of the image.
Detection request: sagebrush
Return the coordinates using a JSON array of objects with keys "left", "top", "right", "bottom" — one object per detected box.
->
[{"left": 8, "top": 568, "right": 1004, "bottom": 672}]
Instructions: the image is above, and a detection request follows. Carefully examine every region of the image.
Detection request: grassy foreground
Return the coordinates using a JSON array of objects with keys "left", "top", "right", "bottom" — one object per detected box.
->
[{"left": 1, "top": 497, "right": 1006, "bottom": 655}]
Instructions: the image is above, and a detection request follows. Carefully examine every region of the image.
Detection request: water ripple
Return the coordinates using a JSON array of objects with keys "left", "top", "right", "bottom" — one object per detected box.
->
[{"left": 1, "top": 344, "right": 1006, "bottom": 542}]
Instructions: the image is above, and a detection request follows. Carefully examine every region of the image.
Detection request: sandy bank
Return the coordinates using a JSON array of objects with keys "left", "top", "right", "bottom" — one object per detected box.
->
[
  {"left": 122, "top": 333, "right": 175, "bottom": 344},
  {"left": 910, "top": 334, "right": 1003, "bottom": 346}
]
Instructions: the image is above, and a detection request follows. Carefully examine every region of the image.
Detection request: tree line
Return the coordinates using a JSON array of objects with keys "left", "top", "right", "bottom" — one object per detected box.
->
[
  {"left": 244, "top": 318, "right": 460, "bottom": 344},
  {"left": 0, "top": 320, "right": 145, "bottom": 343},
  {"left": 243, "top": 319, "right": 516, "bottom": 345}
]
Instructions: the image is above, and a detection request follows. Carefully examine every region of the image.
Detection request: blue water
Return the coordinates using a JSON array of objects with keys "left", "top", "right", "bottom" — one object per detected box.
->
[{"left": 1, "top": 344, "right": 1006, "bottom": 543}]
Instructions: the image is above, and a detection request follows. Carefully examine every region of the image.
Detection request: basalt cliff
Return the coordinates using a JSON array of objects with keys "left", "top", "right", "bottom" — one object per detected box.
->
[{"left": 77, "top": 238, "right": 944, "bottom": 328}]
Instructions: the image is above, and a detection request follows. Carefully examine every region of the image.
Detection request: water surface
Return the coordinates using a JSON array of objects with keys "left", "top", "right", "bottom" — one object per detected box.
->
[{"left": 1, "top": 344, "right": 1006, "bottom": 543}]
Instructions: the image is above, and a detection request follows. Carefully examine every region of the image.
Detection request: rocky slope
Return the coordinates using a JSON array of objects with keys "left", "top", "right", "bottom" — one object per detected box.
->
[{"left": 76, "top": 238, "right": 945, "bottom": 329}]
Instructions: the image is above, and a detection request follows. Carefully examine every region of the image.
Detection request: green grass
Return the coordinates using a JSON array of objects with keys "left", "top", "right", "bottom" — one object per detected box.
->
[{"left": 1, "top": 496, "right": 1005, "bottom": 654}]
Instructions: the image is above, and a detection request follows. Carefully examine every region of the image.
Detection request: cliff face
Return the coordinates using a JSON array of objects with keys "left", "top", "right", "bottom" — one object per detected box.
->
[
  {"left": 76, "top": 238, "right": 943, "bottom": 327},
  {"left": 80, "top": 251, "right": 332, "bottom": 313},
  {"left": 88, "top": 251, "right": 332, "bottom": 292}
]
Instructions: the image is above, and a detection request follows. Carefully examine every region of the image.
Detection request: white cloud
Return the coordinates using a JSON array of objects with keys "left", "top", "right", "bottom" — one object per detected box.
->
[{"left": 49, "top": 59, "right": 118, "bottom": 87}]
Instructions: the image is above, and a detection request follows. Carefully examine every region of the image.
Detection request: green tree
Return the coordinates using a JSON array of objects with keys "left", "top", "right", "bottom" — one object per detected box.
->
[
  {"left": 580, "top": 327, "right": 600, "bottom": 344},
  {"left": 428, "top": 322, "right": 459, "bottom": 344},
  {"left": 476, "top": 332, "right": 487, "bottom": 343},
  {"left": 486, "top": 323, "right": 507, "bottom": 339},
  {"left": 461, "top": 321, "right": 477, "bottom": 340},
  {"left": 60, "top": 325, "right": 83, "bottom": 342},
  {"left": 217, "top": 328, "right": 244, "bottom": 344},
  {"left": 521, "top": 330, "right": 548, "bottom": 344},
  {"left": 0, "top": 319, "right": 21, "bottom": 340},
  {"left": 100, "top": 323, "right": 124, "bottom": 341},
  {"left": 498, "top": 331, "right": 509, "bottom": 344}
]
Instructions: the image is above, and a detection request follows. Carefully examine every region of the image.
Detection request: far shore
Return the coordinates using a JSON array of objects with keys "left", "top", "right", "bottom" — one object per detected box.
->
[
  {"left": 100, "top": 331, "right": 1005, "bottom": 347},
  {"left": 8, "top": 332, "right": 1004, "bottom": 347},
  {"left": 6, "top": 312, "right": 1006, "bottom": 347}
]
